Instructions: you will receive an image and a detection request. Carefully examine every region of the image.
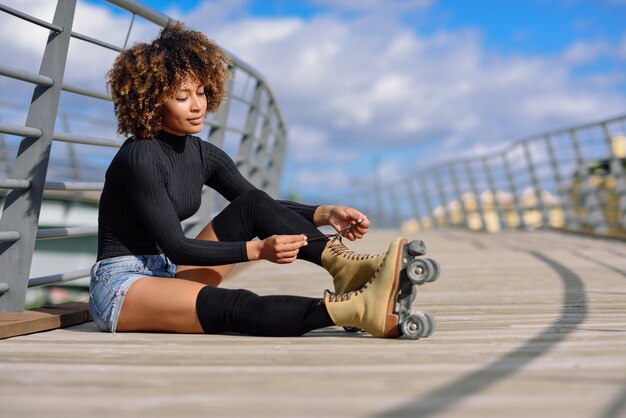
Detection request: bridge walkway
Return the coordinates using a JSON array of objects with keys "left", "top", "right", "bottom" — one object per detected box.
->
[{"left": 0, "top": 229, "right": 625, "bottom": 418}]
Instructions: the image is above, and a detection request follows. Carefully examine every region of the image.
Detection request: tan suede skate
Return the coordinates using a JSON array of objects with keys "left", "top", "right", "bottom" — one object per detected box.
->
[
  {"left": 321, "top": 237, "right": 385, "bottom": 294},
  {"left": 323, "top": 237, "right": 406, "bottom": 338}
]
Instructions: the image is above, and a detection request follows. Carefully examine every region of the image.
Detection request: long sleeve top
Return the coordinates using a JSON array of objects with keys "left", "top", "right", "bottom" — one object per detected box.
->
[{"left": 97, "top": 131, "right": 317, "bottom": 265}]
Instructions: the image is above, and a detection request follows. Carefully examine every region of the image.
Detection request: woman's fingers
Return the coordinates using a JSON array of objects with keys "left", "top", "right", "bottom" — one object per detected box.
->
[{"left": 262, "top": 235, "right": 307, "bottom": 263}]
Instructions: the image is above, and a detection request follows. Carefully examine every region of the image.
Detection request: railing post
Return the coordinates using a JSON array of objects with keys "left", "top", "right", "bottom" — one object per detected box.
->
[
  {"left": 418, "top": 176, "right": 436, "bottom": 229},
  {"left": 265, "top": 119, "right": 287, "bottom": 198},
  {"left": 0, "top": 114, "right": 8, "bottom": 178},
  {"left": 0, "top": 0, "right": 77, "bottom": 312},
  {"left": 379, "top": 189, "right": 391, "bottom": 228},
  {"left": 522, "top": 140, "right": 549, "bottom": 228},
  {"left": 601, "top": 123, "right": 626, "bottom": 231},
  {"left": 482, "top": 156, "right": 506, "bottom": 231},
  {"left": 61, "top": 113, "right": 81, "bottom": 182},
  {"left": 448, "top": 162, "right": 469, "bottom": 229},
  {"left": 502, "top": 151, "right": 526, "bottom": 229},
  {"left": 373, "top": 163, "right": 385, "bottom": 228},
  {"left": 256, "top": 99, "right": 279, "bottom": 194},
  {"left": 433, "top": 167, "right": 451, "bottom": 227},
  {"left": 237, "top": 80, "right": 263, "bottom": 184},
  {"left": 570, "top": 130, "right": 608, "bottom": 234},
  {"left": 543, "top": 134, "right": 578, "bottom": 229},
  {"left": 464, "top": 159, "right": 486, "bottom": 231},
  {"left": 405, "top": 179, "right": 424, "bottom": 231},
  {"left": 389, "top": 186, "right": 402, "bottom": 228}
]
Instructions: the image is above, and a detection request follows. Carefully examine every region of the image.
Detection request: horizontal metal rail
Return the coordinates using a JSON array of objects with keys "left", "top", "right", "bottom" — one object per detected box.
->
[
  {"left": 0, "top": 123, "right": 43, "bottom": 139},
  {"left": 0, "top": 179, "right": 100, "bottom": 192},
  {"left": 0, "top": 179, "right": 31, "bottom": 189},
  {"left": 36, "top": 226, "right": 98, "bottom": 240},
  {"left": 106, "top": 0, "right": 169, "bottom": 27},
  {"left": 28, "top": 268, "right": 91, "bottom": 288},
  {"left": 44, "top": 181, "right": 103, "bottom": 191},
  {"left": 204, "top": 118, "right": 256, "bottom": 136},
  {"left": 0, "top": 3, "right": 63, "bottom": 32},
  {"left": 0, "top": 231, "right": 21, "bottom": 242},
  {"left": 0, "top": 65, "right": 54, "bottom": 87},
  {"left": 71, "top": 31, "right": 122, "bottom": 53},
  {"left": 53, "top": 132, "right": 123, "bottom": 147},
  {"left": 62, "top": 83, "right": 111, "bottom": 101},
  {"left": 223, "top": 125, "right": 249, "bottom": 137}
]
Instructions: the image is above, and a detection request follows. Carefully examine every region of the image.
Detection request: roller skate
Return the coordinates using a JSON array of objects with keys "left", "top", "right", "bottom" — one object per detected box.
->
[{"left": 323, "top": 237, "right": 440, "bottom": 339}]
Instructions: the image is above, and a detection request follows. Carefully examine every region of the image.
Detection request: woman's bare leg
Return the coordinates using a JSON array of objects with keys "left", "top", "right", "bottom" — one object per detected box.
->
[
  {"left": 175, "top": 222, "right": 235, "bottom": 286},
  {"left": 117, "top": 276, "right": 334, "bottom": 336},
  {"left": 116, "top": 277, "right": 206, "bottom": 333}
]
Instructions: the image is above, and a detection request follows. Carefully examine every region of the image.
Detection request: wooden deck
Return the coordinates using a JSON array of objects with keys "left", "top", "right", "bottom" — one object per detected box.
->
[{"left": 0, "top": 229, "right": 625, "bottom": 418}]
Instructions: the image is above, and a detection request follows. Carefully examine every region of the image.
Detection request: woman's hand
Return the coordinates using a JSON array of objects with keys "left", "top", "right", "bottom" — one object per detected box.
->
[
  {"left": 246, "top": 235, "right": 308, "bottom": 264},
  {"left": 314, "top": 205, "right": 370, "bottom": 241}
]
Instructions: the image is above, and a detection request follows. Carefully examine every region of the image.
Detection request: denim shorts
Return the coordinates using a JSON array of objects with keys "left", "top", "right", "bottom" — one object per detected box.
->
[{"left": 88, "top": 254, "right": 176, "bottom": 332}]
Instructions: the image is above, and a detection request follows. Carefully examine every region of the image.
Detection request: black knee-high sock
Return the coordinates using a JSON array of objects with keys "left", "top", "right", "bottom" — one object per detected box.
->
[
  {"left": 195, "top": 285, "right": 334, "bottom": 337},
  {"left": 212, "top": 189, "right": 328, "bottom": 265}
]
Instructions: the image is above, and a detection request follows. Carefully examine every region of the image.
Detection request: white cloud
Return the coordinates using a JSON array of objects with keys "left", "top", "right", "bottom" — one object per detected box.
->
[
  {"left": 4, "top": 0, "right": 625, "bottom": 201},
  {"left": 561, "top": 40, "right": 611, "bottom": 64},
  {"left": 287, "top": 124, "right": 355, "bottom": 163},
  {"left": 295, "top": 167, "right": 353, "bottom": 190}
]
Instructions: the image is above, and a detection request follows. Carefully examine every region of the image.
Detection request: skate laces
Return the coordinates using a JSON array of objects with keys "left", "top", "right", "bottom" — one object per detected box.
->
[
  {"left": 327, "top": 238, "right": 384, "bottom": 261},
  {"left": 306, "top": 220, "right": 364, "bottom": 242}
]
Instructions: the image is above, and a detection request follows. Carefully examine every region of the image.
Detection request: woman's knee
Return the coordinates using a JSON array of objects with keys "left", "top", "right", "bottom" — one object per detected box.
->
[
  {"left": 213, "top": 189, "right": 274, "bottom": 240},
  {"left": 234, "top": 189, "right": 272, "bottom": 209},
  {"left": 195, "top": 286, "right": 258, "bottom": 334}
]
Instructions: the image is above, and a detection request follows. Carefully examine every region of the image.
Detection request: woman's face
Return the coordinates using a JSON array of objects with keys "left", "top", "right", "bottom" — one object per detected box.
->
[{"left": 161, "top": 77, "right": 207, "bottom": 136}]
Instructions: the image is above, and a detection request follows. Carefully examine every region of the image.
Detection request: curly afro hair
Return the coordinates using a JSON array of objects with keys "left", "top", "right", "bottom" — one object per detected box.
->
[{"left": 106, "top": 20, "right": 231, "bottom": 140}]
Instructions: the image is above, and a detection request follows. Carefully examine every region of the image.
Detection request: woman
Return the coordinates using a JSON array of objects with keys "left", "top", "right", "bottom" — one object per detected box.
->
[{"left": 89, "top": 21, "right": 409, "bottom": 338}]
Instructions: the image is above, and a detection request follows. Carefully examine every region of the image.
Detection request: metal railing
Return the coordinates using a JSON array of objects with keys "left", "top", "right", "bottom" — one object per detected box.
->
[
  {"left": 340, "top": 114, "right": 626, "bottom": 237},
  {"left": 0, "top": 0, "right": 288, "bottom": 312}
]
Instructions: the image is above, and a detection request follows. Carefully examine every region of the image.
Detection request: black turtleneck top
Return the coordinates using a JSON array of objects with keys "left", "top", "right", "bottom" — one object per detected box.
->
[{"left": 97, "top": 132, "right": 317, "bottom": 266}]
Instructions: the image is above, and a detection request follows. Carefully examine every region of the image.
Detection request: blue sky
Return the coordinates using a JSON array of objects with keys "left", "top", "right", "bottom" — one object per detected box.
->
[
  {"left": 4, "top": 0, "right": 626, "bottom": 203},
  {"left": 145, "top": 0, "right": 626, "bottom": 56}
]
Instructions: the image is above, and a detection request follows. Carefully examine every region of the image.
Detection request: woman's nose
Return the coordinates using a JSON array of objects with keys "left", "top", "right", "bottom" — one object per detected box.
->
[{"left": 190, "top": 95, "right": 201, "bottom": 110}]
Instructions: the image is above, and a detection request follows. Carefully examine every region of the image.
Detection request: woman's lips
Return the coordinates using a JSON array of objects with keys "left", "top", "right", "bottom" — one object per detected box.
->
[{"left": 188, "top": 116, "right": 204, "bottom": 125}]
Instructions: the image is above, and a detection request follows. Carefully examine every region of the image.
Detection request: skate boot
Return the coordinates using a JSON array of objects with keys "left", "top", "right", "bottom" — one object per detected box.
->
[
  {"left": 321, "top": 237, "right": 385, "bottom": 294},
  {"left": 323, "top": 237, "right": 440, "bottom": 339}
]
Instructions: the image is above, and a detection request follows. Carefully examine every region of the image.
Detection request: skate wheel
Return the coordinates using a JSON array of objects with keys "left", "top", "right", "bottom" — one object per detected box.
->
[
  {"left": 406, "top": 259, "right": 430, "bottom": 285},
  {"left": 344, "top": 327, "right": 361, "bottom": 333},
  {"left": 407, "top": 240, "right": 426, "bottom": 257},
  {"left": 406, "top": 258, "right": 440, "bottom": 284},
  {"left": 421, "top": 312, "right": 436, "bottom": 337},
  {"left": 400, "top": 312, "right": 435, "bottom": 339},
  {"left": 422, "top": 258, "right": 441, "bottom": 283}
]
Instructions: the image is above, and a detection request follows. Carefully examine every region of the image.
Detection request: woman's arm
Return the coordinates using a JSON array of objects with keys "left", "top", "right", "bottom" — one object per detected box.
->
[{"left": 121, "top": 144, "right": 249, "bottom": 266}]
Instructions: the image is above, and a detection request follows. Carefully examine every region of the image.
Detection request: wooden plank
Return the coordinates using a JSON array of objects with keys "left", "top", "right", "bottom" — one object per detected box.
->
[
  {"left": 0, "top": 302, "right": 90, "bottom": 339},
  {"left": 0, "top": 230, "right": 624, "bottom": 418}
]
